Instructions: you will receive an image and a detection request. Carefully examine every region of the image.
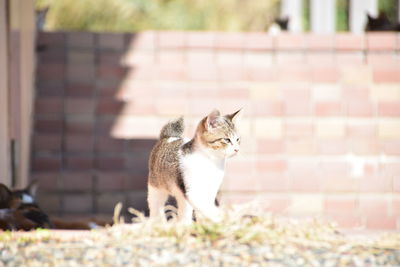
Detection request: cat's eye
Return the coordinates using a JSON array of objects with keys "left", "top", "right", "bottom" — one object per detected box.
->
[
  {"left": 223, "top": 138, "right": 232, "bottom": 144},
  {"left": 237, "top": 138, "right": 241, "bottom": 142}
]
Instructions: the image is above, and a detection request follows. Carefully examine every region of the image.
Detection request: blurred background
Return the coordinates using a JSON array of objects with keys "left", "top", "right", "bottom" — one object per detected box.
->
[
  {"left": 1, "top": 0, "right": 399, "bottom": 230},
  {"left": 35, "top": 0, "right": 397, "bottom": 33}
]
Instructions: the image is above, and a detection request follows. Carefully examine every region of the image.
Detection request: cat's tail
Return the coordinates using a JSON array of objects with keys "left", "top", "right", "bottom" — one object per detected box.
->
[{"left": 159, "top": 117, "right": 184, "bottom": 139}]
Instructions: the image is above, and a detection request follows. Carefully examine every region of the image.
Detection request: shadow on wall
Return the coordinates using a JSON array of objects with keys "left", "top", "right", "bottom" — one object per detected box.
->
[{"left": 32, "top": 32, "right": 171, "bottom": 218}]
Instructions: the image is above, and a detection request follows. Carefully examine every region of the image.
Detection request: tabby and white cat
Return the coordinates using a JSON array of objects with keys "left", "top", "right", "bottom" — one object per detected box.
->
[{"left": 147, "top": 109, "right": 241, "bottom": 223}]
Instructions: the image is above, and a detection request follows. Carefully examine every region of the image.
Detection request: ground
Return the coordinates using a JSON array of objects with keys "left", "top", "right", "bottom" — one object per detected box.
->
[{"left": 0, "top": 205, "right": 399, "bottom": 266}]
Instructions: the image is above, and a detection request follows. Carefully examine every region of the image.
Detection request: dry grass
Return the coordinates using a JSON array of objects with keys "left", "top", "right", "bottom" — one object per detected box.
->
[
  {"left": 1, "top": 202, "right": 399, "bottom": 266},
  {"left": 110, "top": 202, "right": 399, "bottom": 247}
]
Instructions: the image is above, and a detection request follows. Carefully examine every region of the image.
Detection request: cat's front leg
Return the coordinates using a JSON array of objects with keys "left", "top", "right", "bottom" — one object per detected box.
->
[
  {"left": 200, "top": 204, "right": 222, "bottom": 222},
  {"left": 187, "top": 194, "right": 222, "bottom": 223}
]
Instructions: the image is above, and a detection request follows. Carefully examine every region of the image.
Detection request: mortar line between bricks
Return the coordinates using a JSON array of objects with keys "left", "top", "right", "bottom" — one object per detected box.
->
[
  {"left": 60, "top": 32, "right": 67, "bottom": 216},
  {"left": 257, "top": 155, "right": 400, "bottom": 161},
  {"left": 220, "top": 192, "right": 400, "bottom": 198},
  {"left": 96, "top": 115, "right": 400, "bottom": 122},
  {"left": 221, "top": 154, "right": 400, "bottom": 160},
  {"left": 154, "top": 32, "right": 160, "bottom": 64},
  {"left": 92, "top": 32, "right": 100, "bottom": 215},
  {"left": 362, "top": 37, "right": 368, "bottom": 65}
]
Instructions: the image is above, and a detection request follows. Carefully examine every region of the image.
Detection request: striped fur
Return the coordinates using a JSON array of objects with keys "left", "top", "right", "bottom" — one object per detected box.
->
[{"left": 147, "top": 109, "right": 242, "bottom": 223}]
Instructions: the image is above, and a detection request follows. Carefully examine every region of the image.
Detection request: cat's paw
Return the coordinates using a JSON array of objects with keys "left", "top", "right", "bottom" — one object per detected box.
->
[{"left": 207, "top": 207, "right": 223, "bottom": 223}]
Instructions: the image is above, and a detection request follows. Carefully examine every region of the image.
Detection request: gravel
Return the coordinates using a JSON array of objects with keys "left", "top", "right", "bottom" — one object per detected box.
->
[{"left": 0, "top": 205, "right": 399, "bottom": 267}]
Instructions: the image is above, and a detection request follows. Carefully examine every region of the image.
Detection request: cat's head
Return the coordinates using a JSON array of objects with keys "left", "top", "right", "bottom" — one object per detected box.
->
[
  {"left": 196, "top": 109, "right": 242, "bottom": 158},
  {"left": 0, "top": 181, "right": 38, "bottom": 209},
  {"left": 275, "top": 17, "right": 289, "bottom": 30},
  {"left": 366, "top": 12, "right": 393, "bottom": 31}
]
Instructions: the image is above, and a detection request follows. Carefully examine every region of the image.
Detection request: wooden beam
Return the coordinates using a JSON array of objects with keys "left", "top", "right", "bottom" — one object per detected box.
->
[
  {"left": 281, "top": 0, "right": 303, "bottom": 32},
  {"left": 398, "top": 0, "right": 400, "bottom": 23},
  {"left": 349, "top": 0, "right": 378, "bottom": 33},
  {"left": 17, "top": 0, "right": 35, "bottom": 188},
  {"left": 0, "top": 0, "right": 11, "bottom": 185},
  {"left": 310, "top": 0, "right": 337, "bottom": 33}
]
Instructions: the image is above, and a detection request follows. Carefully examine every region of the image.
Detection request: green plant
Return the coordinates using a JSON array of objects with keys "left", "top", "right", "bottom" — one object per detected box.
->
[
  {"left": 36, "top": 0, "right": 280, "bottom": 32},
  {"left": 336, "top": 0, "right": 348, "bottom": 31},
  {"left": 379, "top": 0, "right": 398, "bottom": 22}
]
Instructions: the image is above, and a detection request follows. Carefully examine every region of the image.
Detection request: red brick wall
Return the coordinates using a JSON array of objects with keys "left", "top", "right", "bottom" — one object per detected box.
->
[{"left": 33, "top": 31, "right": 400, "bottom": 229}]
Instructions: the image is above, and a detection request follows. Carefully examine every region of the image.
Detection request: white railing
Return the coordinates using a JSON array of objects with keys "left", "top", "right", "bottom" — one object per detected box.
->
[{"left": 281, "top": 0, "right": 397, "bottom": 34}]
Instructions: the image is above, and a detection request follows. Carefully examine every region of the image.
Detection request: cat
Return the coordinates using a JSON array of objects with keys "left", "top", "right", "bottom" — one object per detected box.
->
[
  {"left": 147, "top": 109, "right": 242, "bottom": 224},
  {"left": 0, "top": 182, "right": 110, "bottom": 231},
  {"left": 268, "top": 17, "right": 289, "bottom": 34},
  {"left": 365, "top": 12, "right": 400, "bottom": 31},
  {"left": 275, "top": 17, "right": 289, "bottom": 31},
  {"left": 0, "top": 182, "right": 52, "bottom": 230},
  {"left": 0, "top": 181, "right": 41, "bottom": 211},
  {"left": 0, "top": 207, "right": 47, "bottom": 231}
]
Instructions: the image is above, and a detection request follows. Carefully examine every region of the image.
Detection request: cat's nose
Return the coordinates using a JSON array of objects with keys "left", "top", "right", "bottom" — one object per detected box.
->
[{"left": 234, "top": 149, "right": 239, "bottom": 153}]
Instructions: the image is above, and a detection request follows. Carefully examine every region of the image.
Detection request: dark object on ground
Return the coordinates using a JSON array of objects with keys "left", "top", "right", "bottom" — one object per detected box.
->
[
  {"left": 0, "top": 182, "right": 52, "bottom": 230},
  {"left": 366, "top": 12, "right": 400, "bottom": 31},
  {"left": 0, "top": 182, "right": 111, "bottom": 231}
]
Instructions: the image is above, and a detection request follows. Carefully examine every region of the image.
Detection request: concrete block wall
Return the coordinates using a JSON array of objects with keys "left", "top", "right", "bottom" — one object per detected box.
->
[{"left": 33, "top": 31, "right": 400, "bottom": 229}]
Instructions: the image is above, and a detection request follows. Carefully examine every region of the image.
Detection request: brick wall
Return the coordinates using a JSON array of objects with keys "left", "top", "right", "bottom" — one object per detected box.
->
[{"left": 33, "top": 31, "right": 400, "bottom": 229}]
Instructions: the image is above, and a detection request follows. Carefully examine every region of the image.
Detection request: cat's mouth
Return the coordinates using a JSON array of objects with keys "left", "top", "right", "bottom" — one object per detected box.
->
[{"left": 228, "top": 150, "right": 239, "bottom": 158}]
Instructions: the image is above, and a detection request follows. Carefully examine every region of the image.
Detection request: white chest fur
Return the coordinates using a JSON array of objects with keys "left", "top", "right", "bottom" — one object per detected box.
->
[{"left": 180, "top": 151, "right": 225, "bottom": 201}]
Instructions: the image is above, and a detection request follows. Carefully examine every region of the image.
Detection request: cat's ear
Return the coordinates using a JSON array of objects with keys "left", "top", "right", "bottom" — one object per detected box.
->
[
  {"left": 226, "top": 108, "right": 242, "bottom": 124},
  {"left": 27, "top": 180, "right": 39, "bottom": 198},
  {"left": 205, "top": 109, "right": 221, "bottom": 130}
]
